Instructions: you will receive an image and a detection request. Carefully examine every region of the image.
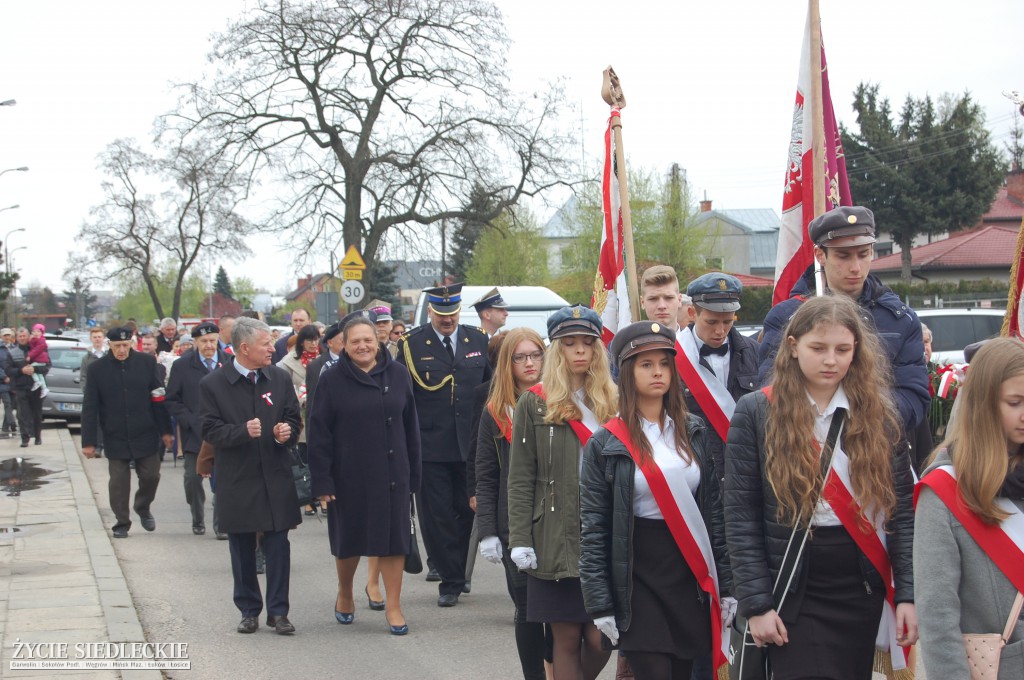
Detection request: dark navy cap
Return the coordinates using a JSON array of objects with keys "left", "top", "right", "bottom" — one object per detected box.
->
[
  {"left": 364, "top": 299, "right": 393, "bottom": 322},
  {"left": 106, "top": 326, "right": 132, "bottom": 342},
  {"left": 425, "top": 283, "right": 463, "bottom": 315},
  {"left": 340, "top": 309, "right": 378, "bottom": 330},
  {"left": 687, "top": 272, "right": 742, "bottom": 313},
  {"left": 323, "top": 322, "right": 343, "bottom": 342},
  {"left": 808, "top": 206, "right": 877, "bottom": 248},
  {"left": 191, "top": 322, "right": 219, "bottom": 338},
  {"left": 547, "top": 305, "right": 602, "bottom": 340},
  {"left": 472, "top": 287, "right": 508, "bottom": 312},
  {"left": 610, "top": 321, "right": 677, "bottom": 368}
]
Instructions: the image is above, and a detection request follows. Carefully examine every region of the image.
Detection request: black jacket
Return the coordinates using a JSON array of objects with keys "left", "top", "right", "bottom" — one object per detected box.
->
[
  {"left": 5, "top": 343, "right": 49, "bottom": 391},
  {"left": 681, "top": 325, "right": 759, "bottom": 479},
  {"left": 199, "top": 363, "right": 302, "bottom": 533},
  {"left": 579, "top": 415, "right": 731, "bottom": 631},
  {"left": 474, "top": 399, "right": 511, "bottom": 543},
  {"left": 396, "top": 324, "right": 492, "bottom": 463},
  {"left": 81, "top": 350, "right": 171, "bottom": 459},
  {"left": 164, "top": 348, "right": 231, "bottom": 454},
  {"left": 465, "top": 380, "right": 490, "bottom": 498},
  {"left": 723, "top": 389, "right": 915, "bottom": 620}
]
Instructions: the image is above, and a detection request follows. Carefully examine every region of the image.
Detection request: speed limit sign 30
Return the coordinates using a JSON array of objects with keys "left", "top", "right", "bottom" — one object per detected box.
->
[{"left": 341, "top": 280, "right": 365, "bottom": 304}]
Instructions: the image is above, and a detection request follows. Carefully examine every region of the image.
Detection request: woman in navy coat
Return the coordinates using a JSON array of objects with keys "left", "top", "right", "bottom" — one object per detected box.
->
[{"left": 307, "top": 314, "right": 422, "bottom": 635}]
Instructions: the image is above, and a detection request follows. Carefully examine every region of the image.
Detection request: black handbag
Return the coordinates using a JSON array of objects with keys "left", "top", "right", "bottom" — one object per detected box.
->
[
  {"left": 290, "top": 447, "right": 312, "bottom": 508},
  {"left": 730, "top": 410, "right": 846, "bottom": 680},
  {"left": 404, "top": 496, "right": 423, "bottom": 574}
]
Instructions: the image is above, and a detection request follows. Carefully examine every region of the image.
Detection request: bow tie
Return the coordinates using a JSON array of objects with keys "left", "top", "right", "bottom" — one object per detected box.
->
[{"left": 699, "top": 343, "right": 729, "bottom": 357}]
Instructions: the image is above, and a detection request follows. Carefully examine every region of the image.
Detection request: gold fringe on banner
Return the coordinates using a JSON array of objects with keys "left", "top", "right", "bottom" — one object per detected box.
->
[
  {"left": 1002, "top": 215, "right": 1024, "bottom": 337},
  {"left": 716, "top": 663, "right": 730, "bottom": 680},
  {"left": 873, "top": 649, "right": 915, "bottom": 680}
]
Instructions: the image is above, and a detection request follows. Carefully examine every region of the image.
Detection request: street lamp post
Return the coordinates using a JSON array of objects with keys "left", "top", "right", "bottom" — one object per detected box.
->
[
  {"left": 0, "top": 167, "right": 28, "bottom": 178},
  {"left": 4, "top": 227, "right": 26, "bottom": 273},
  {"left": 0, "top": 100, "right": 15, "bottom": 107},
  {"left": 0, "top": 205, "right": 19, "bottom": 215}
]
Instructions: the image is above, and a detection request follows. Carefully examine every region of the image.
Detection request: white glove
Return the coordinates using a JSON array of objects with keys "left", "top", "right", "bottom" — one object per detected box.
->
[
  {"left": 510, "top": 546, "right": 537, "bottom": 571},
  {"left": 479, "top": 536, "right": 503, "bottom": 564},
  {"left": 721, "top": 596, "right": 738, "bottom": 629},
  {"left": 594, "top": 615, "right": 619, "bottom": 644}
]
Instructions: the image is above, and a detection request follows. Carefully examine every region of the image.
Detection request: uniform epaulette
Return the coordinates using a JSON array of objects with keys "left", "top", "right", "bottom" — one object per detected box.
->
[{"left": 468, "top": 325, "right": 488, "bottom": 336}]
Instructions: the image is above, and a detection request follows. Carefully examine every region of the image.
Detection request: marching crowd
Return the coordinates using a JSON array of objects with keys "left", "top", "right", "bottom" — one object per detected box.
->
[{"left": 67, "top": 205, "right": 1024, "bottom": 680}]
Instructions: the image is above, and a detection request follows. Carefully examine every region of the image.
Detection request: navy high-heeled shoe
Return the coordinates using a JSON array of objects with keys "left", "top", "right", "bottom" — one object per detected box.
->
[
  {"left": 385, "top": 614, "right": 408, "bottom": 636},
  {"left": 335, "top": 610, "right": 354, "bottom": 625},
  {"left": 365, "top": 587, "right": 385, "bottom": 611}
]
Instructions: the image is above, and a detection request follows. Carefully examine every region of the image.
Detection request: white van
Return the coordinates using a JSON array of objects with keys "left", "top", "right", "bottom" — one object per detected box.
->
[{"left": 413, "top": 285, "right": 569, "bottom": 339}]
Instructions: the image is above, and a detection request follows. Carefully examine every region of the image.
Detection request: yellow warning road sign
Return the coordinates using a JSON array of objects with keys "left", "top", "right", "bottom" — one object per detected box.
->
[
  {"left": 339, "top": 245, "right": 366, "bottom": 270},
  {"left": 342, "top": 270, "right": 363, "bottom": 280}
]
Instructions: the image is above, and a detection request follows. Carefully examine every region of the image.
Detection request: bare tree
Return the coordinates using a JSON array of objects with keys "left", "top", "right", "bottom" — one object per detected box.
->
[
  {"left": 71, "top": 138, "right": 254, "bottom": 319},
  {"left": 173, "top": 0, "right": 576, "bottom": 284}
]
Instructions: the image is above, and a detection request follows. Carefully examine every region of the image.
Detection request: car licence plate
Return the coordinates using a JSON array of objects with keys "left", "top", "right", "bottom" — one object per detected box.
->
[{"left": 57, "top": 402, "right": 83, "bottom": 412}]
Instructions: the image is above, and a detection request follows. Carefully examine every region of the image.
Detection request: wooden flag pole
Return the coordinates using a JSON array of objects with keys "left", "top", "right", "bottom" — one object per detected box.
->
[
  {"left": 809, "top": 0, "right": 827, "bottom": 297},
  {"left": 602, "top": 66, "right": 641, "bottom": 322}
]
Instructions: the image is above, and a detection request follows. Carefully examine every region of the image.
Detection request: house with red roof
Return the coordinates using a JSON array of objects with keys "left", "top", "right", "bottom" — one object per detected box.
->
[{"left": 871, "top": 225, "right": 1019, "bottom": 284}]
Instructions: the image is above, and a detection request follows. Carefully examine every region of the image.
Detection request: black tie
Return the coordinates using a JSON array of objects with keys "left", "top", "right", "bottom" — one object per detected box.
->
[
  {"left": 206, "top": 359, "right": 215, "bottom": 372},
  {"left": 699, "top": 343, "right": 729, "bottom": 357},
  {"left": 246, "top": 370, "right": 258, "bottom": 384},
  {"left": 443, "top": 336, "right": 454, "bottom": 360}
]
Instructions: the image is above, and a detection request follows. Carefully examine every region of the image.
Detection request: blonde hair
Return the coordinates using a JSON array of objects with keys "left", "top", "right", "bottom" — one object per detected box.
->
[
  {"left": 641, "top": 264, "right": 679, "bottom": 293},
  {"left": 486, "top": 328, "right": 546, "bottom": 427},
  {"left": 766, "top": 295, "right": 899, "bottom": 527},
  {"left": 541, "top": 337, "right": 617, "bottom": 425},
  {"left": 938, "top": 337, "right": 1024, "bottom": 524}
]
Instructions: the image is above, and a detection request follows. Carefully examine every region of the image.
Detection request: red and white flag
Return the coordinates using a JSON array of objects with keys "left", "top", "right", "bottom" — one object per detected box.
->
[
  {"left": 773, "top": 11, "right": 852, "bottom": 305},
  {"left": 592, "top": 109, "right": 633, "bottom": 345}
]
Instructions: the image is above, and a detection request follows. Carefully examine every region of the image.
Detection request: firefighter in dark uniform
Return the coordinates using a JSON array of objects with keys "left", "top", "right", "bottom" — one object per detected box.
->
[{"left": 397, "top": 283, "right": 492, "bottom": 607}]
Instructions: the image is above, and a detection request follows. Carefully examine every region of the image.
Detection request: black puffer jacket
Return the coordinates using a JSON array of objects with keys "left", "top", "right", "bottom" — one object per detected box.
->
[
  {"left": 723, "top": 390, "right": 915, "bottom": 620},
  {"left": 579, "top": 414, "right": 732, "bottom": 631}
]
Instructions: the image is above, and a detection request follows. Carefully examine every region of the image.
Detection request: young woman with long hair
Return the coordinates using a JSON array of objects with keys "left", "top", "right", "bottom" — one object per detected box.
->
[
  {"left": 579, "top": 322, "right": 733, "bottom": 680},
  {"left": 475, "top": 327, "right": 547, "bottom": 680},
  {"left": 916, "top": 337, "right": 1024, "bottom": 678},
  {"left": 724, "top": 295, "right": 917, "bottom": 680},
  {"left": 507, "top": 306, "right": 617, "bottom": 680}
]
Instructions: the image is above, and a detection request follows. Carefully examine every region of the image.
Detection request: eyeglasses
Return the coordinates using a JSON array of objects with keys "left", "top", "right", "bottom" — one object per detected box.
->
[{"left": 511, "top": 351, "right": 544, "bottom": 365}]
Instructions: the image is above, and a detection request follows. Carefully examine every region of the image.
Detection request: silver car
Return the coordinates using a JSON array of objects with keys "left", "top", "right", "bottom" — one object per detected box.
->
[{"left": 39, "top": 336, "right": 89, "bottom": 420}]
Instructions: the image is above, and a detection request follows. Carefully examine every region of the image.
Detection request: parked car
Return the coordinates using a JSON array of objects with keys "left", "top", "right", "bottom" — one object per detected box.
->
[
  {"left": 39, "top": 335, "right": 88, "bottom": 421},
  {"left": 914, "top": 307, "right": 1005, "bottom": 365},
  {"left": 412, "top": 285, "right": 569, "bottom": 339}
]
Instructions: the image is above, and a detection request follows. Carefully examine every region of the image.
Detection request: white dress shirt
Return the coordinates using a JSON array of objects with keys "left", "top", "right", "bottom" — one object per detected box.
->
[
  {"left": 809, "top": 385, "right": 849, "bottom": 527},
  {"left": 633, "top": 416, "right": 700, "bottom": 519}
]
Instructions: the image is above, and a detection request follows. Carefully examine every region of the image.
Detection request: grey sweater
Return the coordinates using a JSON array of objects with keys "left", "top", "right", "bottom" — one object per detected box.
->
[{"left": 915, "top": 449, "right": 1024, "bottom": 679}]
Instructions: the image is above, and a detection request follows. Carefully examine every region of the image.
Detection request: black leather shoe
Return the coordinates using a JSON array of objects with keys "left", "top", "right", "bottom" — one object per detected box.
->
[
  {"left": 237, "top": 616, "right": 258, "bottom": 634},
  {"left": 437, "top": 593, "right": 459, "bottom": 607},
  {"left": 215, "top": 532, "right": 228, "bottom": 540},
  {"left": 19, "top": 440, "right": 28, "bottom": 448},
  {"left": 267, "top": 615, "right": 295, "bottom": 635},
  {"left": 425, "top": 568, "right": 441, "bottom": 582},
  {"left": 112, "top": 527, "right": 129, "bottom": 539},
  {"left": 139, "top": 514, "right": 156, "bottom": 532},
  {"left": 462, "top": 580, "right": 471, "bottom": 594},
  {"left": 192, "top": 526, "right": 206, "bottom": 536}
]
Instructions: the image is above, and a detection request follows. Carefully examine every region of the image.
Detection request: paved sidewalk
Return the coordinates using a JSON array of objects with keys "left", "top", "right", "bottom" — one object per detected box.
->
[{"left": 0, "top": 426, "right": 161, "bottom": 680}]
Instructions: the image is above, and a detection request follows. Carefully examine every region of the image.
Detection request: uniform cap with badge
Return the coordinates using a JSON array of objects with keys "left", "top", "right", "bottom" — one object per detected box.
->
[
  {"left": 191, "top": 321, "right": 220, "bottom": 338},
  {"left": 546, "top": 305, "right": 602, "bottom": 340},
  {"left": 609, "top": 321, "right": 677, "bottom": 368},
  {"left": 364, "top": 299, "right": 393, "bottom": 322},
  {"left": 424, "top": 283, "right": 463, "bottom": 315},
  {"left": 340, "top": 309, "right": 378, "bottom": 330},
  {"left": 106, "top": 326, "right": 133, "bottom": 342},
  {"left": 323, "top": 322, "right": 344, "bottom": 342},
  {"left": 808, "top": 205, "right": 877, "bottom": 248},
  {"left": 686, "top": 272, "right": 742, "bottom": 313},
  {"left": 471, "top": 287, "right": 508, "bottom": 312}
]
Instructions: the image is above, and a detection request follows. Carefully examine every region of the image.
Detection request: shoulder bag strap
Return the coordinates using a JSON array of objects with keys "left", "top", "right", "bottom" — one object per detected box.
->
[
  {"left": 773, "top": 409, "right": 847, "bottom": 611},
  {"left": 1003, "top": 591, "right": 1024, "bottom": 642}
]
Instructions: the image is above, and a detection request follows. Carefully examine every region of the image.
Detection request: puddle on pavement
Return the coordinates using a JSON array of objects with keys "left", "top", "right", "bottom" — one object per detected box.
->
[{"left": 0, "top": 457, "right": 55, "bottom": 496}]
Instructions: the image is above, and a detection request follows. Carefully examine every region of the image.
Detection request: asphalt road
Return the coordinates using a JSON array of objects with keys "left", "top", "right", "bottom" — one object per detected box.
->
[{"left": 73, "top": 429, "right": 617, "bottom": 680}]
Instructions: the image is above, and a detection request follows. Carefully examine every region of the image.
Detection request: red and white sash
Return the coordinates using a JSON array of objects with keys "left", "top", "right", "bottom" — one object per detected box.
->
[
  {"left": 915, "top": 465, "right": 1024, "bottom": 594},
  {"left": 675, "top": 329, "right": 734, "bottom": 442},
  {"left": 603, "top": 418, "right": 730, "bottom": 675},
  {"left": 824, "top": 445, "right": 910, "bottom": 670},
  {"left": 528, "top": 384, "right": 595, "bottom": 446}
]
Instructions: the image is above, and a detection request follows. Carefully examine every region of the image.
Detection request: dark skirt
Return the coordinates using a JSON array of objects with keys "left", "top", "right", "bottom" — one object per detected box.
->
[
  {"left": 526, "top": 575, "right": 590, "bottom": 623},
  {"left": 618, "top": 517, "right": 711, "bottom": 660},
  {"left": 325, "top": 493, "right": 411, "bottom": 559},
  {"left": 769, "top": 525, "right": 885, "bottom": 680}
]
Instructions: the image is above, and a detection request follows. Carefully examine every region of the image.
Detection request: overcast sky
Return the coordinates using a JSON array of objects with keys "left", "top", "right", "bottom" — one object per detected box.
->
[{"left": 1, "top": 0, "right": 1021, "bottom": 298}]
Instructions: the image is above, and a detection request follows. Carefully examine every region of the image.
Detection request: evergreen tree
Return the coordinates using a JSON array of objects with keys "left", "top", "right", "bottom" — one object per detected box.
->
[
  {"left": 214, "top": 265, "right": 234, "bottom": 299},
  {"left": 365, "top": 260, "right": 401, "bottom": 310},
  {"left": 448, "top": 184, "right": 496, "bottom": 282},
  {"left": 467, "top": 209, "right": 549, "bottom": 286},
  {"left": 0, "top": 243, "right": 18, "bottom": 326},
  {"left": 841, "top": 85, "right": 1006, "bottom": 281}
]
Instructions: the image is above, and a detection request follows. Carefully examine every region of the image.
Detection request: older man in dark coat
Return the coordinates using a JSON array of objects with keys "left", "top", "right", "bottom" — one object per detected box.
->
[
  {"left": 165, "top": 322, "right": 231, "bottom": 536},
  {"left": 199, "top": 317, "right": 302, "bottom": 636},
  {"left": 82, "top": 327, "right": 172, "bottom": 539}
]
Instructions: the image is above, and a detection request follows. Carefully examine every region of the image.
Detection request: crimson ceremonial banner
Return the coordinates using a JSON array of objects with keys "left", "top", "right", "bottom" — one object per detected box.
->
[{"left": 773, "top": 10, "right": 852, "bottom": 305}]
